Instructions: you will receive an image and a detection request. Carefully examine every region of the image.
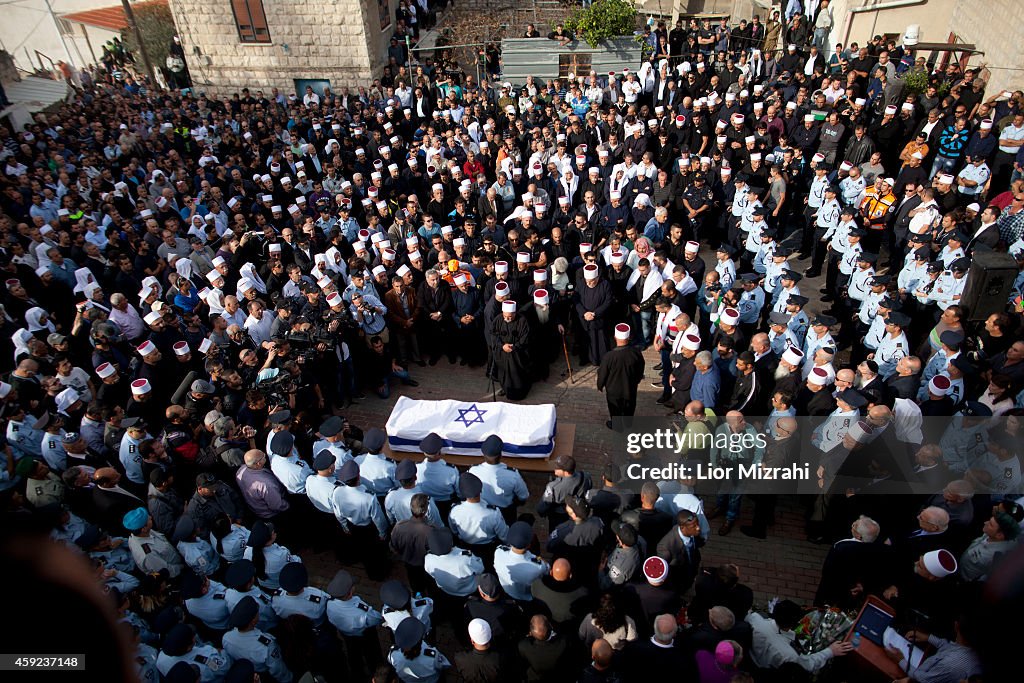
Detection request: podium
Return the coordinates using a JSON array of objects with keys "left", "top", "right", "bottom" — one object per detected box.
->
[{"left": 843, "top": 595, "right": 907, "bottom": 681}]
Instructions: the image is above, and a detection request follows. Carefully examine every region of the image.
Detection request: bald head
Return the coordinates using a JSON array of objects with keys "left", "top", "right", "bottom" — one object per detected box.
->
[
  {"left": 867, "top": 405, "right": 892, "bottom": 427},
  {"left": 836, "top": 368, "right": 855, "bottom": 384},
  {"left": 776, "top": 416, "right": 797, "bottom": 437},
  {"left": 920, "top": 506, "right": 950, "bottom": 531},
  {"left": 529, "top": 614, "right": 551, "bottom": 640},
  {"left": 654, "top": 614, "right": 677, "bottom": 644},
  {"left": 551, "top": 558, "right": 571, "bottom": 581},
  {"left": 591, "top": 639, "right": 613, "bottom": 669},
  {"left": 243, "top": 449, "right": 267, "bottom": 468}
]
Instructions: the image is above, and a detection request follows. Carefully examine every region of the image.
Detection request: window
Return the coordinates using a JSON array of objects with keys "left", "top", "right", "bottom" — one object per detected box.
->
[
  {"left": 558, "top": 53, "right": 591, "bottom": 78},
  {"left": 231, "top": 0, "right": 271, "bottom": 44}
]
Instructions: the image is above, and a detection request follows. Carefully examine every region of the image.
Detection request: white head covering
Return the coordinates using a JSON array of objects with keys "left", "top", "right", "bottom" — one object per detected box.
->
[
  {"left": 12, "top": 328, "right": 33, "bottom": 360},
  {"left": 239, "top": 263, "right": 268, "bottom": 294},
  {"left": 72, "top": 267, "right": 95, "bottom": 294},
  {"left": 175, "top": 257, "right": 194, "bottom": 281},
  {"left": 26, "top": 307, "right": 55, "bottom": 333}
]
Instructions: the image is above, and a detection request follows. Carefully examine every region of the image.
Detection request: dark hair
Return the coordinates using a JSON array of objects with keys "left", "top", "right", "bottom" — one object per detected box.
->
[{"left": 593, "top": 592, "right": 628, "bottom": 633}]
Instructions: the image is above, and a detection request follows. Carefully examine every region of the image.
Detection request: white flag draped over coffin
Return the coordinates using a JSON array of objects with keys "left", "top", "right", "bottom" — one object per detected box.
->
[{"left": 384, "top": 397, "right": 557, "bottom": 458}]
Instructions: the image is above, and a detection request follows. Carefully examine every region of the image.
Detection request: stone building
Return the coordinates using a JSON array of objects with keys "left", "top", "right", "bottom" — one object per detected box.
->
[{"left": 167, "top": 0, "right": 401, "bottom": 96}]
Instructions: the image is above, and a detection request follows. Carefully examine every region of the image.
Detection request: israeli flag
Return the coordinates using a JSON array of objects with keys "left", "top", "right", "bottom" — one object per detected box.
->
[{"left": 385, "top": 397, "right": 557, "bottom": 458}]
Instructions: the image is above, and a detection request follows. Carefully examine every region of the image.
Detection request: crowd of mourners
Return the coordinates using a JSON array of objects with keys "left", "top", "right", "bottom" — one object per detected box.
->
[{"left": 2, "top": 4, "right": 1024, "bottom": 682}]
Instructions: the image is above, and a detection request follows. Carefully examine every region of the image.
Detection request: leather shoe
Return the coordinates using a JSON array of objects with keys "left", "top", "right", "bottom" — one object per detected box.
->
[{"left": 653, "top": 363, "right": 663, "bottom": 371}]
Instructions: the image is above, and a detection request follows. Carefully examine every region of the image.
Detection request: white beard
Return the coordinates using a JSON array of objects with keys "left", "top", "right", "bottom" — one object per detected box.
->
[
  {"left": 774, "top": 365, "right": 791, "bottom": 381},
  {"left": 536, "top": 306, "right": 550, "bottom": 325}
]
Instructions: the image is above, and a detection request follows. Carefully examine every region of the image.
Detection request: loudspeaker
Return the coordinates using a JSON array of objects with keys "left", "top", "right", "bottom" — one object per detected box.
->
[{"left": 960, "top": 250, "right": 1018, "bottom": 320}]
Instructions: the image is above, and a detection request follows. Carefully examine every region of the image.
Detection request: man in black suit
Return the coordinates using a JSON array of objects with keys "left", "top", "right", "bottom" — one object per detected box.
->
[
  {"left": 885, "top": 356, "right": 922, "bottom": 400},
  {"left": 615, "top": 613, "right": 696, "bottom": 682},
  {"left": 655, "top": 509, "right": 704, "bottom": 594},
  {"left": 899, "top": 505, "right": 953, "bottom": 564},
  {"left": 621, "top": 482, "right": 674, "bottom": 555},
  {"left": 91, "top": 466, "right": 146, "bottom": 535},
  {"left": 814, "top": 515, "right": 895, "bottom": 608}
]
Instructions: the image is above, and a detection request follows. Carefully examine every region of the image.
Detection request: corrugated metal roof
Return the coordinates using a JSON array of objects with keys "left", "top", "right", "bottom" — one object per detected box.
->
[
  {"left": 4, "top": 76, "right": 69, "bottom": 112},
  {"left": 62, "top": 0, "right": 168, "bottom": 31},
  {"left": 500, "top": 37, "right": 642, "bottom": 82}
]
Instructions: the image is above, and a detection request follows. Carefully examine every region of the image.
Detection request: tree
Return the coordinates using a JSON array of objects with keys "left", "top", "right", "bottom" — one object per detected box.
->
[
  {"left": 122, "top": 1, "right": 176, "bottom": 83},
  {"left": 564, "top": 0, "right": 638, "bottom": 49}
]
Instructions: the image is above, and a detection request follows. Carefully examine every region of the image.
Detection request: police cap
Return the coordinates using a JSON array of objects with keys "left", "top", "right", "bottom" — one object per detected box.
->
[
  {"left": 319, "top": 415, "right": 343, "bottom": 437},
  {"left": 326, "top": 570, "right": 354, "bottom": 598},
  {"left": 224, "top": 559, "right": 257, "bottom": 589},
  {"left": 481, "top": 434, "right": 504, "bottom": 458},
  {"left": 429, "top": 527, "right": 454, "bottom": 555},
  {"left": 228, "top": 595, "right": 260, "bottom": 628},
  {"left": 337, "top": 459, "right": 360, "bottom": 482},
  {"left": 459, "top": 471, "right": 483, "bottom": 498},
  {"left": 394, "top": 616, "right": 426, "bottom": 649},
  {"left": 419, "top": 432, "right": 443, "bottom": 455},
  {"left": 380, "top": 579, "right": 411, "bottom": 608},
  {"left": 278, "top": 562, "right": 308, "bottom": 593},
  {"left": 313, "top": 450, "right": 335, "bottom": 471},
  {"left": 363, "top": 427, "right": 387, "bottom": 452},
  {"left": 270, "top": 430, "right": 295, "bottom": 456},
  {"left": 507, "top": 521, "right": 533, "bottom": 549}
]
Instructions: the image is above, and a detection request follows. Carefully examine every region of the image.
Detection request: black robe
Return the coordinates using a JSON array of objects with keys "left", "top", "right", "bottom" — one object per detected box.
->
[
  {"left": 525, "top": 303, "right": 565, "bottom": 381},
  {"left": 489, "top": 315, "right": 532, "bottom": 400},
  {"left": 597, "top": 345, "right": 645, "bottom": 418}
]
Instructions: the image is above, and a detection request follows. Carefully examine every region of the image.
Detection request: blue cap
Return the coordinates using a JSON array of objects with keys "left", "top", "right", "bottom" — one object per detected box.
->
[
  {"left": 122, "top": 507, "right": 149, "bottom": 532},
  {"left": 228, "top": 595, "right": 259, "bottom": 628},
  {"left": 224, "top": 559, "right": 256, "bottom": 589},
  {"left": 319, "top": 416, "right": 343, "bottom": 437},
  {"left": 419, "top": 432, "right": 443, "bottom": 454},
  {"left": 380, "top": 579, "right": 410, "bottom": 608},
  {"left": 270, "top": 431, "right": 294, "bottom": 456},
  {"left": 363, "top": 427, "right": 387, "bottom": 452},
  {"left": 162, "top": 623, "right": 195, "bottom": 656},
  {"left": 459, "top": 472, "right": 483, "bottom": 498},
  {"left": 429, "top": 527, "right": 454, "bottom": 555},
  {"left": 394, "top": 616, "right": 426, "bottom": 649},
  {"left": 171, "top": 515, "right": 196, "bottom": 544},
  {"left": 508, "top": 521, "right": 533, "bottom": 549},
  {"left": 278, "top": 562, "right": 308, "bottom": 593},
  {"left": 165, "top": 661, "right": 199, "bottom": 683},
  {"left": 313, "top": 450, "right": 335, "bottom": 471},
  {"left": 395, "top": 459, "right": 417, "bottom": 480},
  {"left": 481, "top": 435, "right": 504, "bottom": 458},
  {"left": 338, "top": 459, "right": 359, "bottom": 482}
]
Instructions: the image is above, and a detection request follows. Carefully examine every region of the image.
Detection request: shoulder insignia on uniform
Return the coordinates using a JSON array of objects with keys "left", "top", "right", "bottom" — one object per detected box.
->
[
  {"left": 896, "top": 342, "right": 903, "bottom": 347},
  {"left": 414, "top": 599, "right": 427, "bottom": 608},
  {"left": 358, "top": 602, "right": 370, "bottom": 612},
  {"left": 531, "top": 556, "right": 543, "bottom": 564},
  {"left": 309, "top": 594, "right": 322, "bottom": 604},
  {"left": 193, "top": 655, "right": 208, "bottom": 664},
  {"left": 461, "top": 549, "right": 472, "bottom": 557},
  {"left": 258, "top": 635, "right": 272, "bottom": 646},
  {"left": 424, "top": 648, "right": 436, "bottom": 658},
  {"left": 509, "top": 467, "right": 518, "bottom": 473},
  {"left": 142, "top": 544, "right": 152, "bottom": 555},
  {"left": 213, "top": 593, "right": 226, "bottom": 600},
  {"left": 271, "top": 589, "right": 282, "bottom": 596},
  {"left": 976, "top": 433, "right": 983, "bottom": 443},
  {"left": 382, "top": 606, "right": 395, "bottom": 613},
  {"left": 11, "top": 425, "right": 17, "bottom": 432},
  {"left": 258, "top": 594, "right": 270, "bottom": 604},
  {"left": 386, "top": 457, "right": 396, "bottom": 464},
  {"left": 35, "top": 487, "right": 43, "bottom": 496},
  {"left": 486, "top": 504, "right": 497, "bottom": 510},
  {"left": 497, "top": 544, "right": 510, "bottom": 551}
]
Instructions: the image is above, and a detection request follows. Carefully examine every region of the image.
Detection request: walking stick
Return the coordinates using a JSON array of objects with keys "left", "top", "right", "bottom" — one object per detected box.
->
[{"left": 561, "top": 331, "right": 574, "bottom": 384}]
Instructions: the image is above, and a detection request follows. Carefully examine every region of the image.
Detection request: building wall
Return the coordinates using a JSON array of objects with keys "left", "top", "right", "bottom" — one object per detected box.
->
[
  {"left": 167, "top": 0, "right": 395, "bottom": 96},
  {"left": 0, "top": 0, "right": 118, "bottom": 71},
  {"left": 949, "top": 0, "right": 1024, "bottom": 94}
]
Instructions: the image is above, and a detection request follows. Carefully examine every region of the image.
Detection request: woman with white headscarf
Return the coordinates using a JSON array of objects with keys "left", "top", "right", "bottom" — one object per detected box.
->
[
  {"left": 206, "top": 288, "right": 226, "bottom": 316},
  {"left": 175, "top": 256, "right": 195, "bottom": 284},
  {"left": 72, "top": 267, "right": 95, "bottom": 295},
  {"left": 141, "top": 276, "right": 163, "bottom": 300},
  {"left": 239, "top": 263, "right": 267, "bottom": 294},
  {"left": 26, "top": 308, "right": 56, "bottom": 338},
  {"left": 559, "top": 168, "right": 579, "bottom": 207},
  {"left": 323, "top": 247, "right": 348, "bottom": 279},
  {"left": 12, "top": 328, "right": 33, "bottom": 361},
  {"left": 83, "top": 282, "right": 111, "bottom": 312}
]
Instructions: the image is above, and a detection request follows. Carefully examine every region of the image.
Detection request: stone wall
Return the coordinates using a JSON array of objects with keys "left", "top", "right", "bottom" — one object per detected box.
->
[
  {"left": 949, "top": 0, "right": 1024, "bottom": 94},
  {"left": 167, "top": 0, "right": 396, "bottom": 96}
]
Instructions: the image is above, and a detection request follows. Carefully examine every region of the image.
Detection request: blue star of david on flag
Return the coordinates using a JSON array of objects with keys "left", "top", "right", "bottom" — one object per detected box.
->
[{"left": 454, "top": 404, "right": 487, "bottom": 427}]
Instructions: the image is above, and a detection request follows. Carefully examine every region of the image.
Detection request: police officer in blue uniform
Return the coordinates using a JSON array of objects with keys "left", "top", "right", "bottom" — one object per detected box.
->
[
  {"left": 171, "top": 515, "right": 220, "bottom": 577},
  {"left": 388, "top": 616, "right": 451, "bottom": 683},
  {"left": 386, "top": 459, "right": 443, "bottom": 527},
  {"left": 467, "top": 435, "right": 529, "bottom": 524},
  {"left": 493, "top": 521, "right": 549, "bottom": 603},
  {"left": 272, "top": 561, "right": 329, "bottom": 625},
  {"left": 305, "top": 450, "right": 339, "bottom": 515},
  {"left": 415, "top": 433, "right": 460, "bottom": 522},
  {"left": 156, "top": 623, "right": 232, "bottom": 680},
  {"left": 355, "top": 428, "right": 398, "bottom": 499},
  {"left": 424, "top": 527, "right": 485, "bottom": 619},
  {"left": 325, "top": 569, "right": 385, "bottom": 678},
  {"left": 312, "top": 415, "right": 353, "bottom": 470},
  {"left": 222, "top": 596, "right": 293, "bottom": 683},
  {"left": 332, "top": 459, "right": 389, "bottom": 579},
  {"left": 448, "top": 472, "right": 509, "bottom": 568},
  {"left": 380, "top": 579, "right": 434, "bottom": 634},
  {"left": 182, "top": 571, "right": 231, "bottom": 633},
  {"left": 223, "top": 559, "right": 279, "bottom": 631}
]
